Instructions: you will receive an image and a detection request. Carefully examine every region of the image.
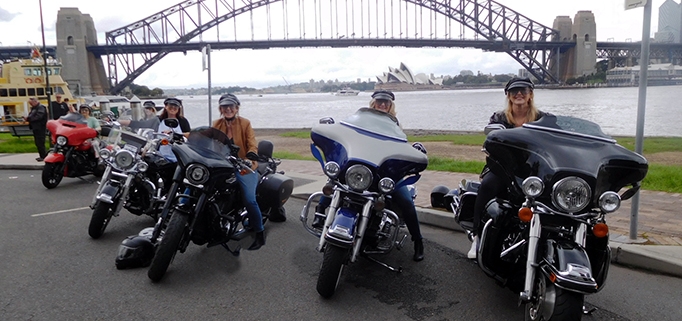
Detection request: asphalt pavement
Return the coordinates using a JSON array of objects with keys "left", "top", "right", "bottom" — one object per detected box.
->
[{"left": 2, "top": 153, "right": 681, "bottom": 278}]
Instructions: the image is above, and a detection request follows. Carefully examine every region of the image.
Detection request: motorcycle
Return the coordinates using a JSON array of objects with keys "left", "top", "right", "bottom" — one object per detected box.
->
[
  {"left": 42, "top": 112, "right": 104, "bottom": 188},
  {"left": 436, "top": 115, "right": 648, "bottom": 320},
  {"left": 146, "top": 127, "right": 293, "bottom": 282},
  {"left": 87, "top": 119, "right": 182, "bottom": 239},
  {"left": 300, "top": 108, "right": 428, "bottom": 298}
]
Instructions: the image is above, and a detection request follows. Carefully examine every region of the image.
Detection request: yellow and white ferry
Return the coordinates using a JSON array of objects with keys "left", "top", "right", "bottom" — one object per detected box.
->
[{"left": 0, "top": 50, "right": 77, "bottom": 133}]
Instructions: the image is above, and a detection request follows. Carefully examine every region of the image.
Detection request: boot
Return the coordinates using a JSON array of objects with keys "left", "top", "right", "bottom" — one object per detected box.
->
[
  {"left": 413, "top": 238, "right": 424, "bottom": 262},
  {"left": 247, "top": 231, "right": 266, "bottom": 251},
  {"left": 467, "top": 236, "right": 479, "bottom": 259},
  {"left": 311, "top": 212, "right": 325, "bottom": 229}
]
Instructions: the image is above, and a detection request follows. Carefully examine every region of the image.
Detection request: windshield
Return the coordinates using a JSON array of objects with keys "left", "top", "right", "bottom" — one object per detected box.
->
[
  {"left": 60, "top": 112, "right": 87, "bottom": 124},
  {"left": 339, "top": 108, "right": 406, "bottom": 142},
  {"left": 186, "top": 127, "right": 234, "bottom": 157},
  {"left": 102, "top": 128, "right": 149, "bottom": 151},
  {"left": 523, "top": 115, "right": 614, "bottom": 142}
]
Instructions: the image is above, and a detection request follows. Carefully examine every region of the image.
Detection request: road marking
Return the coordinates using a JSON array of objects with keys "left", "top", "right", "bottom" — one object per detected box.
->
[{"left": 31, "top": 206, "right": 91, "bottom": 217}]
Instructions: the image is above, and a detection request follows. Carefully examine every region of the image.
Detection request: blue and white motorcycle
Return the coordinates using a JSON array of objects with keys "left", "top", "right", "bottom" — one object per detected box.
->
[{"left": 300, "top": 108, "right": 428, "bottom": 298}]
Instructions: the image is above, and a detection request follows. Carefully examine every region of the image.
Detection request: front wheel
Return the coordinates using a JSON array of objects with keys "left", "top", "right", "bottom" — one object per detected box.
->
[
  {"left": 148, "top": 210, "right": 188, "bottom": 282},
  {"left": 316, "top": 244, "right": 347, "bottom": 298},
  {"left": 525, "top": 275, "right": 585, "bottom": 321},
  {"left": 88, "top": 202, "right": 114, "bottom": 239},
  {"left": 42, "top": 162, "right": 64, "bottom": 189}
]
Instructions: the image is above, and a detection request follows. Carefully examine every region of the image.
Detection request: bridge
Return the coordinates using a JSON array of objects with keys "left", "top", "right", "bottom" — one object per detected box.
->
[{"left": 3, "top": 0, "right": 682, "bottom": 94}]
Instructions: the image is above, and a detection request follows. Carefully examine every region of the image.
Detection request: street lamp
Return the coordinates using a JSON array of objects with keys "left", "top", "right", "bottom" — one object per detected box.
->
[{"left": 39, "top": 0, "right": 52, "bottom": 120}]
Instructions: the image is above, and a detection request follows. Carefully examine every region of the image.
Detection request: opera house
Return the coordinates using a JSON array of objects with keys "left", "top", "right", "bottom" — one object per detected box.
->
[{"left": 375, "top": 63, "right": 444, "bottom": 90}]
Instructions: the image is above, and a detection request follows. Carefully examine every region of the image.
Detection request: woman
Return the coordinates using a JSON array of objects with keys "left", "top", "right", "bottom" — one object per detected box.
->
[
  {"left": 468, "top": 77, "right": 548, "bottom": 259},
  {"left": 312, "top": 90, "right": 425, "bottom": 261},
  {"left": 79, "top": 105, "right": 101, "bottom": 131},
  {"left": 212, "top": 93, "right": 265, "bottom": 251}
]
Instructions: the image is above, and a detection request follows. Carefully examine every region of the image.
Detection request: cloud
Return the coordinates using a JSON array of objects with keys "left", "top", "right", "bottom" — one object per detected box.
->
[{"left": 0, "top": 7, "right": 18, "bottom": 22}]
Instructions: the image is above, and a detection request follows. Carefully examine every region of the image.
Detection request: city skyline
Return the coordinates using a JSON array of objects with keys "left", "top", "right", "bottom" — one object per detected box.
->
[{"left": 0, "top": 0, "right": 670, "bottom": 89}]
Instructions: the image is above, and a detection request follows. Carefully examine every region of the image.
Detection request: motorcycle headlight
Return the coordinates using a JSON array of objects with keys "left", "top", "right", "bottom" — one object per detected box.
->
[
  {"left": 100, "top": 148, "right": 111, "bottom": 160},
  {"left": 186, "top": 164, "right": 209, "bottom": 185},
  {"left": 522, "top": 176, "right": 544, "bottom": 198},
  {"left": 137, "top": 161, "right": 148, "bottom": 173},
  {"left": 345, "top": 164, "right": 372, "bottom": 192},
  {"left": 56, "top": 136, "right": 67, "bottom": 146},
  {"left": 378, "top": 177, "right": 395, "bottom": 194},
  {"left": 552, "top": 177, "right": 592, "bottom": 213},
  {"left": 598, "top": 191, "right": 621, "bottom": 213},
  {"left": 324, "top": 161, "right": 340, "bottom": 179},
  {"left": 114, "top": 150, "right": 135, "bottom": 170}
]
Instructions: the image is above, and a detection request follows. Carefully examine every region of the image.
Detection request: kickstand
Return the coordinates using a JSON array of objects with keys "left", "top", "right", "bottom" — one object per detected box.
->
[
  {"left": 221, "top": 243, "right": 241, "bottom": 257},
  {"left": 363, "top": 254, "right": 402, "bottom": 273},
  {"left": 583, "top": 305, "right": 597, "bottom": 315}
]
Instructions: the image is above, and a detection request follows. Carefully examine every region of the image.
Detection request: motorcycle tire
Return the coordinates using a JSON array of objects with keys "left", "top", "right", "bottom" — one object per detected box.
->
[
  {"left": 316, "top": 244, "right": 347, "bottom": 298},
  {"left": 148, "top": 210, "right": 188, "bottom": 282},
  {"left": 42, "top": 162, "right": 64, "bottom": 189},
  {"left": 88, "top": 202, "right": 114, "bottom": 239},
  {"left": 525, "top": 275, "right": 585, "bottom": 321}
]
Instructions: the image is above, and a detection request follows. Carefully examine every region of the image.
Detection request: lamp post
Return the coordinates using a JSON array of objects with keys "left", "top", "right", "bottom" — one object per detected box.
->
[{"left": 39, "top": 0, "right": 52, "bottom": 120}]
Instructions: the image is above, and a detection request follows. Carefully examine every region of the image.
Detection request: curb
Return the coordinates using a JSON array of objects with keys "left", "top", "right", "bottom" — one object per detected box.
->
[{"left": 0, "top": 164, "right": 43, "bottom": 170}]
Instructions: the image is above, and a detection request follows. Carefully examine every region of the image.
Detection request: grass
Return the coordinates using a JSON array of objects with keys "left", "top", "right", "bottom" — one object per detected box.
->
[{"left": 0, "top": 133, "right": 50, "bottom": 153}]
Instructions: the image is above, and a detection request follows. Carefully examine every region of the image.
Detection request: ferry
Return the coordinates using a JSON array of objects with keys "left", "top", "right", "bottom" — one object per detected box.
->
[
  {"left": 335, "top": 88, "right": 360, "bottom": 96},
  {"left": 0, "top": 51, "right": 77, "bottom": 131}
]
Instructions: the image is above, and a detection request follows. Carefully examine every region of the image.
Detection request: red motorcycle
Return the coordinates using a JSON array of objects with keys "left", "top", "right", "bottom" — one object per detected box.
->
[{"left": 42, "top": 113, "right": 104, "bottom": 189}]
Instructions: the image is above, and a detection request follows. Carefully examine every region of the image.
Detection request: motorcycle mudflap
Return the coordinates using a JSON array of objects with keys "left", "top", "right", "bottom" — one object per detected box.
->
[
  {"left": 256, "top": 173, "right": 294, "bottom": 208},
  {"left": 543, "top": 239, "right": 599, "bottom": 293}
]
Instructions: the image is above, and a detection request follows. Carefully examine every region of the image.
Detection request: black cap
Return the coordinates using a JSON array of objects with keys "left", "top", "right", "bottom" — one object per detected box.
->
[
  {"left": 504, "top": 77, "right": 534, "bottom": 94},
  {"left": 163, "top": 97, "right": 182, "bottom": 107},
  {"left": 219, "top": 93, "right": 240, "bottom": 106},
  {"left": 371, "top": 90, "right": 395, "bottom": 101},
  {"left": 142, "top": 101, "right": 156, "bottom": 109}
]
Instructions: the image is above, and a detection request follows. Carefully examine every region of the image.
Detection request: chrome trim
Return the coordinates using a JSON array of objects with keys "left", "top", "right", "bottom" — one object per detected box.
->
[
  {"left": 575, "top": 223, "right": 587, "bottom": 247},
  {"left": 300, "top": 191, "right": 325, "bottom": 237},
  {"left": 523, "top": 123, "right": 617, "bottom": 143},
  {"left": 520, "top": 212, "right": 541, "bottom": 302},
  {"left": 317, "top": 191, "right": 341, "bottom": 252},
  {"left": 349, "top": 199, "right": 374, "bottom": 263},
  {"left": 500, "top": 239, "right": 526, "bottom": 259}
]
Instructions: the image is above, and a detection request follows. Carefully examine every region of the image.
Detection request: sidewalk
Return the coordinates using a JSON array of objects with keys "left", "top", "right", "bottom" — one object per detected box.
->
[{"left": 3, "top": 154, "right": 682, "bottom": 278}]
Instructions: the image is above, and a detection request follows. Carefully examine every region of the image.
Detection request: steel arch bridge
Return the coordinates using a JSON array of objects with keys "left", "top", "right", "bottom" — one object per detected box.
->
[{"left": 99, "top": 0, "right": 564, "bottom": 94}]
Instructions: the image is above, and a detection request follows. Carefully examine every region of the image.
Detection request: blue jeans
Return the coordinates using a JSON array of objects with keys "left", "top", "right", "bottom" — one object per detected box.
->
[{"left": 236, "top": 170, "right": 264, "bottom": 233}]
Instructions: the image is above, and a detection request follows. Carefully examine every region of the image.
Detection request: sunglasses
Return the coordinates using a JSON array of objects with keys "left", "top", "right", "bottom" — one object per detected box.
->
[
  {"left": 376, "top": 99, "right": 391, "bottom": 106},
  {"left": 508, "top": 88, "right": 531, "bottom": 96},
  {"left": 220, "top": 105, "right": 237, "bottom": 110},
  {"left": 166, "top": 105, "right": 180, "bottom": 109}
]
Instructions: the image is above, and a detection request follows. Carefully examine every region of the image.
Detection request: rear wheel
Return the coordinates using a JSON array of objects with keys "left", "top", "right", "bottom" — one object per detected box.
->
[
  {"left": 316, "top": 244, "right": 347, "bottom": 298},
  {"left": 525, "top": 275, "right": 584, "bottom": 321},
  {"left": 148, "top": 210, "right": 188, "bottom": 282},
  {"left": 88, "top": 202, "right": 114, "bottom": 239},
  {"left": 42, "top": 162, "right": 64, "bottom": 189}
]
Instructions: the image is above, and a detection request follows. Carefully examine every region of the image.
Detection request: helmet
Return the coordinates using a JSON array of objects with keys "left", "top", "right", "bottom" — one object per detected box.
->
[
  {"left": 504, "top": 77, "right": 534, "bottom": 95},
  {"left": 218, "top": 93, "right": 240, "bottom": 106},
  {"left": 430, "top": 185, "right": 451, "bottom": 209},
  {"left": 102, "top": 111, "right": 116, "bottom": 121},
  {"left": 78, "top": 105, "right": 92, "bottom": 113},
  {"left": 115, "top": 235, "right": 155, "bottom": 270}
]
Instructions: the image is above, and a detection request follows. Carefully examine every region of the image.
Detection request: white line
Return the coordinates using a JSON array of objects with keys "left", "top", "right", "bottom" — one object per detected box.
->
[{"left": 31, "top": 206, "right": 91, "bottom": 217}]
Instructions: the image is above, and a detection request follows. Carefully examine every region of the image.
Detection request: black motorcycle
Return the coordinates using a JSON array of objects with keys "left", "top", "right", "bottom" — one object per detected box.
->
[
  {"left": 88, "top": 120, "right": 181, "bottom": 239},
  {"left": 436, "top": 115, "right": 648, "bottom": 320},
  {"left": 146, "top": 127, "right": 293, "bottom": 282}
]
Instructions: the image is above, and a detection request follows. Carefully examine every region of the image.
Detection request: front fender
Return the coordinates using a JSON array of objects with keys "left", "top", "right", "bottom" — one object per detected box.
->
[
  {"left": 324, "top": 207, "right": 358, "bottom": 248},
  {"left": 540, "top": 239, "right": 599, "bottom": 294},
  {"left": 96, "top": 181, "right": 122, "bottom": 204},
  {"left": 44, "top": 152, "right": 65, "bottom": 163}
]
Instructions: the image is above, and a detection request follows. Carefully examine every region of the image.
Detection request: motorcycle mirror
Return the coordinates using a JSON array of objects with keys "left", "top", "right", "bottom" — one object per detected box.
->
[
  {"left": 319, "top": 117, "right": 335, "bottom": 124},
  {"left": 163, "top": 118, "right": 179, "bottom": 128},
  {"left": 484, "top": 124, "right": 506, "bottom": 135},
  {"left": 100, "top": 126, "right": 112, "bottom": 137},
  {"left": 620, "top": 184, "right": 641, "bottom": 201},
  {"left": 246, "top": 151, "right": 260, "bottom": 161}
]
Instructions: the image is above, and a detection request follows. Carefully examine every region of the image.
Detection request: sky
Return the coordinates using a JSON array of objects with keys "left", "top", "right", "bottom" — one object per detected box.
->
[{"left": 0, "top": 0, "right": 670, "bottom": 89}]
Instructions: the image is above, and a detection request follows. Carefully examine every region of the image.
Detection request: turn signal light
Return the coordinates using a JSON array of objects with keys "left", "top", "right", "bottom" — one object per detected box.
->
[
  {"left": 160, "top": 139, "right": 169, "bottom": 146},
  {"left": 518, "top": 207, "right": 533, "bottom": 222},
  {"left": 549, "top": 273, "right": 557, "bottom": 283},
  {"left": 593, "top": 223, "right": 609, "bottom": 238},
  {"left": 322, "top": 183, "right": 334, "bottom": 196}
]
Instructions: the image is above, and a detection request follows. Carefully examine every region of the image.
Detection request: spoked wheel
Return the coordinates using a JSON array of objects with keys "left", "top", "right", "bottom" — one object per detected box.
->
[
  {"left": 42, "top": 162, "right": 64, "bottom": 189},
  {"left": 316, "top": 244, "right": 347, "bottom": 298},
  {"left": 88, "top": 202, "right": 115, "bottom": 239},
  {"left": 148, "top": 210, "right": 188, "bottom": 283},
  {"left": 525, "top": 275, "right": 585, "bottom": 321}
]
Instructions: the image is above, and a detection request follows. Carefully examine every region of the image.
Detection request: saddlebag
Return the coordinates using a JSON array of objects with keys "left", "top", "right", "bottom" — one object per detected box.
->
[{"left": 257, "top": 173, "right": 294, "bottom": 208}]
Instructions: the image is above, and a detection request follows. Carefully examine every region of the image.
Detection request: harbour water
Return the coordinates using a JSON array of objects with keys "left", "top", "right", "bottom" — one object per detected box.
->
[{"left": 166, "top": 85, "right": 681, "bottom": 137}]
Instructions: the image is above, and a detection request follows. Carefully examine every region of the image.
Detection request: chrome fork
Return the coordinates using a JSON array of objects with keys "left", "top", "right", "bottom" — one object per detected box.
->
[{"left": 520, "top": 213, "right": 541, "bottom": 302}]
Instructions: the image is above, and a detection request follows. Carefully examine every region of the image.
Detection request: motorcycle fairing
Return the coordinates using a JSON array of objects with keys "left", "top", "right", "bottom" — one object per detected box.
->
[
  {"left": 46, "top": 113, "right": 98, "bottom": 147},
  {"left": 540, "top": 239, "right": 599, "bottom": 294},
  {"left": 311, "top": 108, "right": 428, "bottom": 182},
  {"left": 485, "top": 115, "right": 648, "bottom": 200},
  {"left": 325, "top": 207, "right": 358, "bottom": 247},
  {"left": 44, "top": 152, "right": 65, "bottom": 163},
  {"left": 172, "top": 129, "right": 236, "bottom": 171}
]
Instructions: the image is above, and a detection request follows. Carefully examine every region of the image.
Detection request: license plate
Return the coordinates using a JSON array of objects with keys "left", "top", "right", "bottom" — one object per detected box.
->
[{"left": 123, "top": 144, "right": 138, "bottom": 154}]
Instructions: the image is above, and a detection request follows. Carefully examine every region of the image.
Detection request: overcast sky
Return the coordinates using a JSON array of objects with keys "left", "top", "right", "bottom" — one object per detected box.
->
[{"left": 0, "top": 0, "right": 669, "bottom": 89}]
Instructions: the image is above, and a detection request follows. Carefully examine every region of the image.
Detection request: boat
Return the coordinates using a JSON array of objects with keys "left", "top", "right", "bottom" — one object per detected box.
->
[
  {"left": 0, "top": 50, "right": 78, "bottom": 131},
  {"left": 335, "top": 88, "right": 360, "bottom": 96}
]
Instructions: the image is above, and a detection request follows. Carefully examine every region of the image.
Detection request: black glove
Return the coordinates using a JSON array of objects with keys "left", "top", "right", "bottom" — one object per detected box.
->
[{"left": 246, "top": 151, "right": 259, "bottom": 161}]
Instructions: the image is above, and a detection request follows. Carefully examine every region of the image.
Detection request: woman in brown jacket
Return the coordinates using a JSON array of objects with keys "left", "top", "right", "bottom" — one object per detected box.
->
[{"left": 212, "top": 93, "right": 265, "bottom": 251}]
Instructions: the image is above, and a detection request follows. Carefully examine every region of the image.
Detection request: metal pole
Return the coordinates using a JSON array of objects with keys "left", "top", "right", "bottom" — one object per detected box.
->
[
  {"left": 630, "top": 0, "right": 651, "bottom": 240},
  {"left": 39, "top": 0, "right": 52, "bottom": 118},
  {"left": 207, "top": 44, "right": 212, "bottom": 126}
]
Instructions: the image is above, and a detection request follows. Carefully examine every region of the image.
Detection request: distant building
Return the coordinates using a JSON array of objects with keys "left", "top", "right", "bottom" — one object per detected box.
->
[
  {"left": 606, "top": 63, "right": 682, "bottom": 86},
  {"left": 654, "top": 0, "right": 681, "bottom": 43},
  {"left": 375, "top": 63, "right": 444, "bottom": 87}
]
